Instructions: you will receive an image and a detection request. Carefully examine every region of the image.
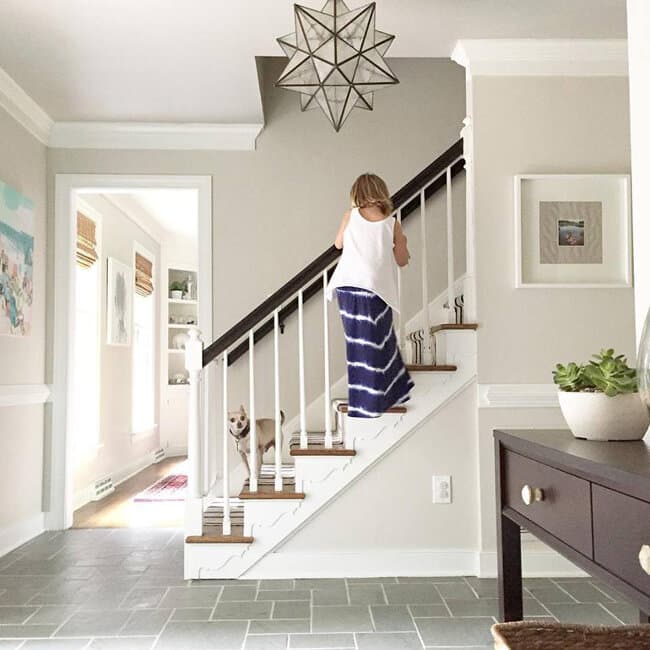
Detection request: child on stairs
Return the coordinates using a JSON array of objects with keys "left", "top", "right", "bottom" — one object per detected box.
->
[{"left": 326, "top": 173, "right": 414, "bottom": 418}]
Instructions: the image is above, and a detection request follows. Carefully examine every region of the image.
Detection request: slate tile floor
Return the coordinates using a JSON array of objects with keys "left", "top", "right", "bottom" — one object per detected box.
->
[{"left": 0, "top": 529, "right": 637, "bottom": 649}]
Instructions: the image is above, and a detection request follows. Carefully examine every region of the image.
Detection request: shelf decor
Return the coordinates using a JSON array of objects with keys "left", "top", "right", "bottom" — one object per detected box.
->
[
  {"left": 275, "top": 0, "right": 398, "bottom": 131},
  {"left": 514, "top": 174, "right": 631, "bottom": 288},
  {"left": 0, "top": 179, "right": 34, "bottom": 336}
]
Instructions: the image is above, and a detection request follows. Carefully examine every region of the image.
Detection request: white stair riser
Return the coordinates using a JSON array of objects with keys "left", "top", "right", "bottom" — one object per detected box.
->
[
  {"left": 244, "top": 500, "right": 299, "bottom": 537},
  {"left": 294, "top": 456, "right": 353, "bottom": 493}
]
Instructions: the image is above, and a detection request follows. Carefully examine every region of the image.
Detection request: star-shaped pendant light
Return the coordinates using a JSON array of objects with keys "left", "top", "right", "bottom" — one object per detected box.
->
[{"left": 275, "top": 0, "right": 398, "bottom": 131}]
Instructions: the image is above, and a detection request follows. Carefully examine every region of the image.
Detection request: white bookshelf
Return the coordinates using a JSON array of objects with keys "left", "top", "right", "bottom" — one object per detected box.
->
[{"left": 167, "top": 267, "right": 198, "bottom": 388}]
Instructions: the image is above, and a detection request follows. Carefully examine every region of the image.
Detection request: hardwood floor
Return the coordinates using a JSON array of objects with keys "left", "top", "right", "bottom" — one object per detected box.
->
[{"left": 73, "top": 456, "right": 187, "bottom": 528}]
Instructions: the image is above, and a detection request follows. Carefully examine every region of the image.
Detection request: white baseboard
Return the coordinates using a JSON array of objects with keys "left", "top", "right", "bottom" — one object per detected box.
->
[
  {"left": 242, "top": 547, "right": 587, "bottom": 580},
  {"left": 165, "top": 445, "right": 188, "bottom": 457},
  {"left": 0, "top": 513, "right": 45, "bottom": 558}
]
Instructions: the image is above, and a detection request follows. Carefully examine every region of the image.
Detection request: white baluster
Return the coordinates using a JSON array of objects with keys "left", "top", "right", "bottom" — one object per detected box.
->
[
  {"left": 298, "top": 291, "right": 308, "bottom": 449},
  {"left": 323, "top": 272, "right": 332, "bottom": 448},
  {"left": 420, "top": 189, "right": 432, "bottom": 364},
  {"left": 185, "top": 327, "right": 203, "bottom": 501},
  {"left": 221, "top": 350, "right": 231, "bottom": 535},
  {"left": 446, "top": 165, "right": 455, "bottom": 324},
  {"left": 396, "top": 208, "right": 404, "bottom": 353},
  {"left": 273, "top": 310, "right": 282, "bottom": 491},
  {"left": 248, "top": 330, "right": 257, "bottom": 493}
]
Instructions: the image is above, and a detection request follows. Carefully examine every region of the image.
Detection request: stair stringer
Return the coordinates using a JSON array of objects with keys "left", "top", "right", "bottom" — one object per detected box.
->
[{"left": 185, "top": 331, "right": 476, "bottom": 579}]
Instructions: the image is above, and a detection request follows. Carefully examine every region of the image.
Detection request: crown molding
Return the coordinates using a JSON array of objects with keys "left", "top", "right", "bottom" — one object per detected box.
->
[
  {"left": 49, "top": 121, "right": 263, "bottom": 150},
  {"left": 452, "top": 39, "right": 628, "bottom": 77},
  {"left": 0, "top": 66, "right": 53, "bottom": 144}
]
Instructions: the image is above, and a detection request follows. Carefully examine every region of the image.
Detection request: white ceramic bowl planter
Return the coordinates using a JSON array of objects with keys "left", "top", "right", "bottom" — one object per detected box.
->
[{"left": 558, "top": 391, "right": 650, "bottom": 441}]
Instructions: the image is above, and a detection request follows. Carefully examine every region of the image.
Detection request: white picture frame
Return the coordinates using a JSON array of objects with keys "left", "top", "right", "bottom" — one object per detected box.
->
[
  {"left": 514, "top": 174, "right": 632, "bottom": 288},
  {"left": 106, "top": 257, "right": 132, "bottom": 345}
]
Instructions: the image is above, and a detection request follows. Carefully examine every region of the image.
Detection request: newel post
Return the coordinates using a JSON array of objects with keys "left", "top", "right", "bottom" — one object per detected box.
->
[{"left": 185, "top": 327, "right": 203, "bottom": 536}]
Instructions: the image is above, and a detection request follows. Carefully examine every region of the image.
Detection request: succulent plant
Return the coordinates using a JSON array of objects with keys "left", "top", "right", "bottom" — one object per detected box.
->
[{"left": 553, "top": 349, "right": 638, "bottom": 397}]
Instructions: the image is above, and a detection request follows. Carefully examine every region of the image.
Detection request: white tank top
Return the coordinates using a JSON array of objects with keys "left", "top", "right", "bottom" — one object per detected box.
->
[{"left": 326, "top": 207, "right": 400, "bottom": 312}]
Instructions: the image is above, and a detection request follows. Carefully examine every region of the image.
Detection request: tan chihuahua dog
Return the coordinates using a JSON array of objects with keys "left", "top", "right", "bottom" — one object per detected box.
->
[{"left": 228, "top": 405, "right": 284, "bottom": 479}]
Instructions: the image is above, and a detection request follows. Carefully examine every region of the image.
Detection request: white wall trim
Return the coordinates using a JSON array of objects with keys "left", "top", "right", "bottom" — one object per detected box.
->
[
  {"left": 452, "top": 39, "right": 628, "bottom": 77},
  {"left": 0, "top": 513, "right": 45, "bottom": 559},
  {"left": 0, "top": 65, "right": 53, "bottom": 144},
  {"left": 243, "top": 548, "right": 586, "bottom": 579},
  {"left": 479, "top": 384, "right": 559, "bottom": 408},
  {"left": 49, "top": 122, "right": 263, "bottom": 151},
  {"left": 0, "top": 384, "right": 51, "bottom": 408}
]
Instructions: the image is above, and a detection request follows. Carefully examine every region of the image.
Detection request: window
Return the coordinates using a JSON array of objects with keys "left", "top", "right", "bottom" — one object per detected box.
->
[{"left": 132, "top": 246, "right": 156, "bottom": 434}]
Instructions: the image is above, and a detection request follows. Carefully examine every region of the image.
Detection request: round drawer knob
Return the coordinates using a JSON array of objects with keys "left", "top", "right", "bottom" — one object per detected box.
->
[
  {"left": 521, "top": 484, "right": 545, "bottom": 506},
  {"left": 639, "top": 545, "right": 650, "bottom": 575}
]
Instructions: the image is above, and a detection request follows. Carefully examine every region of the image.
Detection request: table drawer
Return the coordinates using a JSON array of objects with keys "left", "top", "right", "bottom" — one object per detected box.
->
[
  {"left": 503, "top": 450, "right": 593, "bottom": 557},
  {"left": 592, "top": 485, "right": 650, "bottom": 597}
]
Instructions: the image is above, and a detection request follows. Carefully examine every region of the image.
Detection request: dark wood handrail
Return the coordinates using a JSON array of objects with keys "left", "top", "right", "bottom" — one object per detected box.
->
[{"left": 203, "top": 138, "right": 465, "bottom": 367}]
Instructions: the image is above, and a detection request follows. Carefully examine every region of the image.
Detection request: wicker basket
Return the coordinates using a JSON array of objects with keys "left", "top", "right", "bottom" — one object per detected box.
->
[{"left": 492, "top": 621, "right": 650, "bottom": 649}]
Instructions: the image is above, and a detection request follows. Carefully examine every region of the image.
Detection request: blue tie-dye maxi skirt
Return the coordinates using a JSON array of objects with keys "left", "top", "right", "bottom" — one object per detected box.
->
[{"left": 336, "top": 286, "right": 414, "bottom": 418}]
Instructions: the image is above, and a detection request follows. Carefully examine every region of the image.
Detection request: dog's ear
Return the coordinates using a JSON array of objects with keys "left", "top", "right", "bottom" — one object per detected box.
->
[{"left": 239, "top": 404, "right": 246, "bottom": 414}]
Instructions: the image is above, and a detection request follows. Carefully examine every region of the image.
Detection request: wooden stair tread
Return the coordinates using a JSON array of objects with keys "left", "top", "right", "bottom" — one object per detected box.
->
[
  {"left": 290, "top": 442, "right": 355, "bottom": 456},
  {"left": 336, "top": 403, "right": 406, "bottom": 414},
  {"left": 187, "top": 532, "right": 253, "bottom": 544},
  {"left": 240, "top": 479, "right": 305, "bottom": 499},
  {"left": 406, "top": 364, "right": 457, "bottom": 372},
  {"left": 430, "top": 323, "right": 478, "bottom": 334}
]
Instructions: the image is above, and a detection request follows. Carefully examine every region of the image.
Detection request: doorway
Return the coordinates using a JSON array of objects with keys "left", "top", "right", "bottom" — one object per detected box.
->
[{"left": 50, "top": 176, "right": 213, "bottom": 530}]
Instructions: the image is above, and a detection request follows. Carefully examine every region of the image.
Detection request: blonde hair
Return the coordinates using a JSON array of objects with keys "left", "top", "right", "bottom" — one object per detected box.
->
[{"left": 350, "top": 173, "right": 393, "bottom": 217}]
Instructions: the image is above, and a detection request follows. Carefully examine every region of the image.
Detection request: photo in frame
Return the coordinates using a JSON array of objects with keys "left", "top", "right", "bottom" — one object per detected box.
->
[
  {"left": 514, "top": 175, "right": 631, "bottom": 287},
  {"left": 106, "top": 257, "right": 132, "bottom": 345}
]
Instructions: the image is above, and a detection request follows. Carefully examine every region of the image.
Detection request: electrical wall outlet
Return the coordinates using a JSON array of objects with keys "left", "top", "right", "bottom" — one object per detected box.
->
[{"left": 433, "top": 475, "right": 452, "bottom": 504}]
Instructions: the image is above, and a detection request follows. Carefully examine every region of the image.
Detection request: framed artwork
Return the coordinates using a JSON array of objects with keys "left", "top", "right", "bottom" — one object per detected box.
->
[
  {"left": 514, "top": 174, "right": 631, "bottom": 288},
  {"left": 106, "top": 257, "right": 132, "bottom": 345},
  {"left": 0, "top": 180, "right": 34, "bottom": 336}
]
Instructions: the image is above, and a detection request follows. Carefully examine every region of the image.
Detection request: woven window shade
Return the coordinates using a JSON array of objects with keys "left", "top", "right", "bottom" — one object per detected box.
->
[
  {"left": 76, "top": 212, "right": 98, "bottom": 268},
  {"left": 135, "top": 252, "right": 154, "bottom": 297}
]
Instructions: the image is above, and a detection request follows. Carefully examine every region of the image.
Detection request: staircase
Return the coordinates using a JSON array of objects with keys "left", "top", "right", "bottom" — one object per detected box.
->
[{"left": 182, "top": 139, "right": 477, "bottom": 579}]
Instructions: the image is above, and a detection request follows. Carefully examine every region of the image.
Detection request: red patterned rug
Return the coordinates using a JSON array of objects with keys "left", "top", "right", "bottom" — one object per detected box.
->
[{"left": 134, "top": 474, "right": 187, "bottom": 502}]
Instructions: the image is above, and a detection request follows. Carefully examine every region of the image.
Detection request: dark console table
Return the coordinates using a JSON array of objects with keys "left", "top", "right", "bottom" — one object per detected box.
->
[{"left": 494, "top": 429, "right": 650, "bottom": 623}]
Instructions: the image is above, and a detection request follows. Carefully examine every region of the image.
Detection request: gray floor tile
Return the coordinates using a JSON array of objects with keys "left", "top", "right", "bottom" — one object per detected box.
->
[
  {"left": 244, "top": 634, "right": 288, "bottom": 649},
  {"left": 249, "top": 619, "right": 311, "bottom": 634},
  {"left": 349, "top": 584, "right": 386, "bottom": 605},
  {"left": 415, "top": 617, "right": 494, "bottom": 646},
  {"left": 355, "top": 632, "right": 423, "bottom": 650},
  {"left": 171, "top": 607, "right": 213, "bottom": 621},
  {"left": 21, "top": 641, "right": 90, "bottom": 649},
  {"left": 87, "top": 639, "right": 155, "bottom": 649},
  {"left": 0, "top": 625, "right": 56, "bottom": 638},
  {"left": 551, "top": 580, "right": 615, "bottom": 603},
  {"left": 446, "top": 598, "right": 497, "bottom": 617},
  {"left": 189, "top": 579, "right": 258, "bottom": 587},
  {"left": 525, "top": 585, "right": 577, "bottom": 604},
  {"left": 397, "top": 577, "right": 461, "bottom": 583},
  {"left": 347, "top": 578, "right": 397, "bottom": 584},
  {"left": 160, "top": 586, "right": 220, "bottom": 608},
  {"left": 370, "top": 605, "right": 415, "bottom": 632},
  {"left": 273, "top": 601, "right": 311, "bottom": 619},
  {"left": 260, "top": 579, "right": 295, "bottom": 590},
  {"left": 435, "top": 581, "right": 477, "bottom": 600},
  {"left": 55, "top": 609, "right": 131, "bottom": 636},
  {"left": 289, "top": 633, "right": 356, "bottom": 648},
  {"left": 119, "top": 587, "right": 167, "bottom": 609},
  {"left": 0, "top": 589, "right": 41, "bottom": 606},
  {"left": 602, "top": 602, "right": 641, "bottom": 625},
  {"left": 220, "top": 586, "right": 257, "bottom": 601},
  {"left": 384, "top": 584, "right": 442, "bottom": 605},
  {"left": 544, "top": 602, "right": 622, "bottom": 625},
  {"left": 408, "top": 605, "right": 449, "bottom": 618},
  {"left": 213, "top": 600, "right": 272, "bottom": 619},
  {"left": 259, "top": 590, "right": 310, "bottom": 601},
  {"left": 120, "top": 608, "right": 172, "bottom": 635},
  {"left": 313, "top": 605, "right": 373, "bottom": 633},
  {"left": 25, "top": 605, "right": 79, "bottom": 625},
  {"left": 155, "top": 620, "right": 248, "bottom": 650},
  {"left": 312, "top": 588, "right": 348, "bottom": 606},
  {"left": 295, "top": 579, "right": 346, "bottom": 589},
  {"left": 464, "top": 578, "right": 496, "bottom": 597},
  {"left": 0, "top": 606, "right": 38, "bottom": 624}
]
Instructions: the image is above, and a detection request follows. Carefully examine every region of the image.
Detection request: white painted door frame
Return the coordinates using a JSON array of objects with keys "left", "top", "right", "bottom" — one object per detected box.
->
[{"left": 48, "top": 174, "right": 213, "bottom": 530}]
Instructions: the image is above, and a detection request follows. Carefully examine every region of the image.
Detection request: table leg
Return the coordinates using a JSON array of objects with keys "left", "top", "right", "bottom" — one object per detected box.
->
[
  {"left": 640, "top": 611, "right": 650, "bottom": 624},
  {"left": 497, "top": 514, "right": 523, "bottom": 622}
]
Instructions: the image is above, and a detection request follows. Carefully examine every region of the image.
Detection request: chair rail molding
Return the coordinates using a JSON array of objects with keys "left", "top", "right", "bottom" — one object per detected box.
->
[
  {"left": 478, "top": 384, "right": 560, "bottom": 409},
  {"left": 0, "top": 384, "right": 51, "bottom": 408},
  {"left": 452, "top": 39, "right": 628, "bottom": 77}
]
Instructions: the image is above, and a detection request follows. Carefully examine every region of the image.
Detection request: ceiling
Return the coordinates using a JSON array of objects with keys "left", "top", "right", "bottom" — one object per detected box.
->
[{"left": 0, "top": 1, "right": 627, "bottom": 125}]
